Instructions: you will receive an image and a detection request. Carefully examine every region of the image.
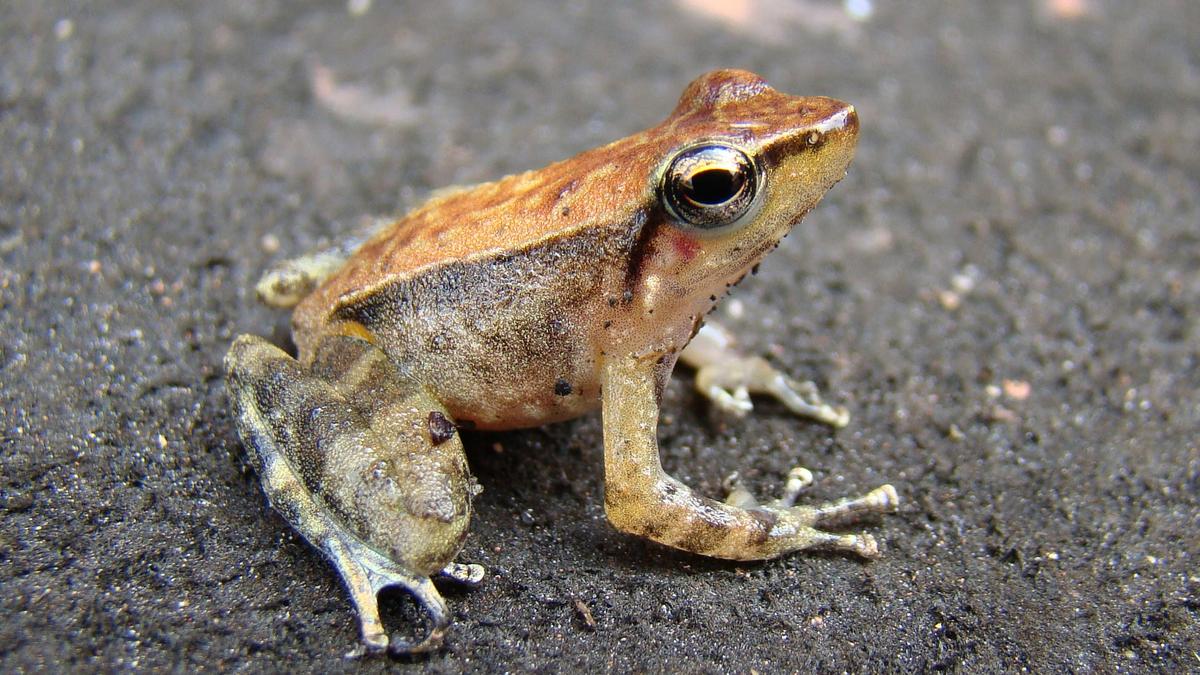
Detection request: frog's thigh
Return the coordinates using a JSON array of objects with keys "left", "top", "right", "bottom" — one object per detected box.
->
[
  {"left": 681, "top": 322, "right": 850, "bottom": 428},
  {"left": 601, "top": 353, "right": 898, "bottom": 561},
  {"left": 225, "top": 334, "right": 477, "bottom": 655}
]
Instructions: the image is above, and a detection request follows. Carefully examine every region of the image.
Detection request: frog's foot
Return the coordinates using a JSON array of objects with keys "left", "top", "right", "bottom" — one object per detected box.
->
[
  {"left": 723, "top": 467, "right": 898, "bottom": 557},
  {"left": 437, "top": 561, "right": 487, "bottom": 587},
  {"left": 344, "top": 562, "right": 486, "bottom": 657},
  {"left": 226, "top": 334, "right": 477, "bottom": 657},
  {"left": 680, "top": 323, "right": 849, "bottom": 428},
  {"left": 327, "top": 536, "right": 452, "bottom": 657},
  {"left": 695, "top": 357, "right": 850, "bottom": 427}
]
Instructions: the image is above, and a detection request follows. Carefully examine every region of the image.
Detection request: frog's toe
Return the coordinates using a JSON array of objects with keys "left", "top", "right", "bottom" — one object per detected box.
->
[
  {"left": 384, "top": 580, "right": 451, "bottom": 656},
  {"left": 722, "top": 471, "right": 758, "bottom": 508},
  {"left": 700, "top": 380, "right": 755, "bottom": 417},
  {"left": 794, "top": 530, "right": 882, "bottom": 558},
  {"left": 720, "top": 467, "right": 898, "bottom": 558},
  {"left": 768, "top": 466, "right": 815, "bottom": 508},
  {"left": 768, "top": 375, "right": 850, "bottom": 428},
  {"left": 437, "top": 562, "right": 486, "bottom": 587},
  {"left": 773, "top": 481, "right": 899, "bottom": 557},
  {"left": 798, "top": 483, "right": 900, "bottom": 529},
  {"left": 693, "top": 356, "right": 849, "bottom": 427},
  {"left": 723, "top": 465, "right": 815, "bottom": 510},
  {"left": 321, "top": 536, "right": 451, "bottom": 657}
]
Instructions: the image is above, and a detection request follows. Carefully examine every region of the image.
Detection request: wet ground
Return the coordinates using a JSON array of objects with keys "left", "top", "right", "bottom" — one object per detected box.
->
[{"left": 2, "top": 1, "right": 1197, "bottom": 671}]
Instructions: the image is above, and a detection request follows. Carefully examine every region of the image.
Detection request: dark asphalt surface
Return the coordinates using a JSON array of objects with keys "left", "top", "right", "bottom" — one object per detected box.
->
[{"left": 2, "top": 1, "right": 1197, "bottom": 671}]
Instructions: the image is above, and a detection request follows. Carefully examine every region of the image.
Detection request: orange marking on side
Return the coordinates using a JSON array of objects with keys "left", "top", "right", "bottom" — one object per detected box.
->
[{"left": 337, "top": 320, "right": 378, "bottom": 345}]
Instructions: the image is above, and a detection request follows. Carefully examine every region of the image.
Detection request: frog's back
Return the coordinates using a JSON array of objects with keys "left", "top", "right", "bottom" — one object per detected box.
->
[
  {"left": 291, "top": 133, "right": 653, "bottom": 349},
  {"left": 291, "top": 69, "right": 830, "bottom": 360},
  {"left": 354, "top": 137, "right": 659, "bottom": 277}
]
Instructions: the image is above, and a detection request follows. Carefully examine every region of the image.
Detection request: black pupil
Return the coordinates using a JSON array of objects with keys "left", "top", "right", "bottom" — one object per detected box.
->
[{"left": 685, "top": 168, "right": 742, "bottom": 205}]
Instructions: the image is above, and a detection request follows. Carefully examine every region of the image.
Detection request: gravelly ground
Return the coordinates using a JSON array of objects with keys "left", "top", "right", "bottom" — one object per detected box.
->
[{"left": 2, "top": 1, "right": 1197, "bottom": 671}]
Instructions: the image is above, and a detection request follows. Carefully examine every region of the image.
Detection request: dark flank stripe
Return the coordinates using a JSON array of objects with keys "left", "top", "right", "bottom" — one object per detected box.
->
[{"left": 621, "top": 208, "right": 657, "bottom": 302}]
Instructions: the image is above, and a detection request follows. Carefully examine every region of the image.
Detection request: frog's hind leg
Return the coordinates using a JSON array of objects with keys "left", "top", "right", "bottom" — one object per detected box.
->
[{"left": 225, "top": 334, "right": 480, "bottom": 656}]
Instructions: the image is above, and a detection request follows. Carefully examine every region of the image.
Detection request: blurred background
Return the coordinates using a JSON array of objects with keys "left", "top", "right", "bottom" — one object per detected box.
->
[{"left": 2, "top": 1, "right": 1196, "bottom": 670}]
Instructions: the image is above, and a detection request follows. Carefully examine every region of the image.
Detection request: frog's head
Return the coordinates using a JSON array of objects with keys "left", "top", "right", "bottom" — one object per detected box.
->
[{"left": 627, "top": 70, "right": 857, "bottom": 335}]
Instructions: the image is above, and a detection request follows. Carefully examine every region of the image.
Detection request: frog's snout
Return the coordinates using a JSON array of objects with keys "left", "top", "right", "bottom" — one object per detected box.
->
[
  {"left": 810, "top": 99, "right": 858, "bottom": 137},
  {"left": 839, "top": 105, "right": 859, "bottom": 135}
]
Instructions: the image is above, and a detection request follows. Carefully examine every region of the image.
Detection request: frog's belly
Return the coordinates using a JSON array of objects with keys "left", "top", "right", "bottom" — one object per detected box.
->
[
  {"left": 313, "top": 231, "right": 621, "bottom": 429},
  {"left": 433, "top": 367, "right": 603, "bottom": 431},
  {"left": 369, "top": 316, "right": 602, "bottom": 430},
  {"left": 342, "top": 289, "right": 607, "bottom": 430}
]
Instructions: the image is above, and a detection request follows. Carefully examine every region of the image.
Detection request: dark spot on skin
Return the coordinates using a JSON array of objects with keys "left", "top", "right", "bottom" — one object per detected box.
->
[
  {"left": 661, "top": 482, "right": 679, "bottom": 496},
  {"left": 554, "top": 378, "right": 573, "bottom": 396},
  {"left": 548, "top": 317, "right": 565, "bottom": 335},
  {"left": 555, "top": 180, "right": 579, "bottom": 218},
  {"left": 746, "top": 508, "right": 779, "bottom": 545},
  {"left": 709, "top": 295, "right": 716, "bottom": 302},
  {"left": 558, "top": 178, "right": 579, "bottom": 198},
  {"left": 603, "top": 320, "right": 612, "bottom": 329},
  {"left": 751, "top": 264, "right": 760, "bottom": 275},
  {"left": 427, "top": 411, "right": 456, "bottom": 445},
  {"left": 622, "top": 290, "right": 633, "bottom": 304}
]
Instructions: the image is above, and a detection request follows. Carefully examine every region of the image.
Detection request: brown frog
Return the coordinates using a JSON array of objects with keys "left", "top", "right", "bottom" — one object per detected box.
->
[{"left": 225, "top": 69, "right": 898, "bottom": 656}]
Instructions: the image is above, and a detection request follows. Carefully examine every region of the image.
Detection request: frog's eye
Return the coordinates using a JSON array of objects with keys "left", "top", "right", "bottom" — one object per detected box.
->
[{"left": 661, "top": 143, "right": 761, "bottom": 231}]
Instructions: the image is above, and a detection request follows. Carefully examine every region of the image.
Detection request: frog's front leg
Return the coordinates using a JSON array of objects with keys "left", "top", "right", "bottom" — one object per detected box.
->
[
  {"left": 681, "top": 322, "right": 850, "bottom": 428},
  {"left": 601, "top": 352, "right": 897, "bottom": 560},
  {"left": 225, "top": 334, "right": 481, "bottom": 656}
]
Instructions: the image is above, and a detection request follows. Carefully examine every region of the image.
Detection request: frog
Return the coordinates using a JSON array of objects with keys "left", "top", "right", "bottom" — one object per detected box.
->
[{"left": 224, "top": 69, "right": 898, "bottom": 657}]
